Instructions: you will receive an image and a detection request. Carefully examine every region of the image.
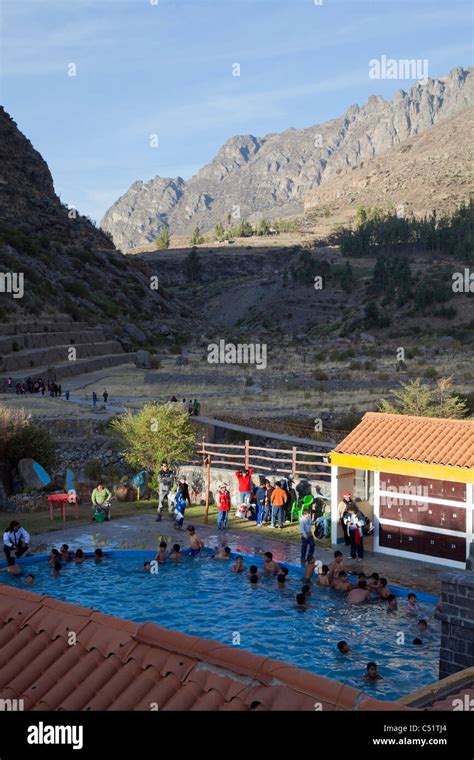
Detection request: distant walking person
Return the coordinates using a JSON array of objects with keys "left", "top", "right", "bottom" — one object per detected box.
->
[
  {"left": 92, "top": 391, "right": 98, "bottom": 407},
  {"left": 65, "top": 390, "right": 70, "bottom": 401},
  {"left": 300, "top": 509, "right": 315, "bottom": 565},
  {"left": 103, "top": 389, "right": 108, "bottom": 404}
]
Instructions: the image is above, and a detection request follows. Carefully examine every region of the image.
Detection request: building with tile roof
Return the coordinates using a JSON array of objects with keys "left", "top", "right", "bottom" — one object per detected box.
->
[
  {"left": 0, "top": 584, "right": 410, "bottom": 712},
  {"left": 329, "top": 413, "right": 474, "bottom": 568}
]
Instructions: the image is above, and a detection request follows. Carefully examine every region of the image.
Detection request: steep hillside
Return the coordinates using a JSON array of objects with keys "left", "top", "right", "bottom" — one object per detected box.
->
[
  {"left": 0, "top": 108, "right": 198, "bottom": 347},
  {"left": 101, "top": 67, "right": 473, "bottom": 249}
]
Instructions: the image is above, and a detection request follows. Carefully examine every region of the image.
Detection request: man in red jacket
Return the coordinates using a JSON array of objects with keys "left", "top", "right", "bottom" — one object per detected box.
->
[
  {"left": 235, "top": 468, "right": 253, "bottom": 505},
  {"left": 217, "top": 484, "right": 231, "bottom": 530}
]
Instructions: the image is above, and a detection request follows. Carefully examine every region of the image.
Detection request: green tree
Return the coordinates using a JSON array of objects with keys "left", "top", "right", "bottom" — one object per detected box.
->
[
  {"left": 214, "top": 222, "right": 225, "bottom": 241},
  {"left": 110, "top": 402, "right": 196, "bottom": 471},
  {"left": 257, "top": 218, "right": 270, "bottom": 236},
  {"left": 6, "top": 424, "right": 56, "bottom": 470},
  {"left": 184, "top": 246, "right": 202, "bottom": 282},
  {"left": 340, "top": 260, "right": 354, "bottom": 293},
  {"left": 378, "top": 377, "right": 467, "bottom": 418},
  {"left": 190, "top": 226, "right": 204, "bottom": 246},
  {"left": 154, "top": 227, "right": 170, "bottom": 250}
]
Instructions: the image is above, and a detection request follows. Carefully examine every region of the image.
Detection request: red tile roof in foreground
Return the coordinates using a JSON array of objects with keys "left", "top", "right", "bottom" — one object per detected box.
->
[
  {"left": 0, "top": 584, "right": 410, "bottom": 712},
  {"left": 333, "top": 413, "right": 474, "bottom": 469}
]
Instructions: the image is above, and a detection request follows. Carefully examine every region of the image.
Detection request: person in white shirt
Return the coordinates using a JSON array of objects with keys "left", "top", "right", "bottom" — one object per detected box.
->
[
  {"left": 299, "top": 509, "right": 315, "bottom": 565},
  {"left": 3, "top": 521, "right": 30, "bottom": 560},
  {"left": 343, "top": 509, "right": 366, "bottom": 561}
]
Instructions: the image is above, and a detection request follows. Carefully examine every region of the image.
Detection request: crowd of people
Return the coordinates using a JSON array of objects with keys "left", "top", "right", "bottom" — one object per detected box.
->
[
  {"left": 169, "top": 396, "right": 201, "bottom": 415},
  {"left": 7, "top": 375, "right": 63, "bottom": 397}
]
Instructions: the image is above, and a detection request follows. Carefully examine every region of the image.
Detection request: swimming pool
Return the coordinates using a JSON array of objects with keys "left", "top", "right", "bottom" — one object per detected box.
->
[{"left": 2, "top": 550, "right": 440, "bottom": 701}]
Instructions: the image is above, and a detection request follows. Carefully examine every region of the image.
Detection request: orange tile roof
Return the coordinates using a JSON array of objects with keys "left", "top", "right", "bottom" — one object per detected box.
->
[
  {"left": 333, "top": 413, "right": 474, "bottom": 469},
  {"left": 0, "top": 584, "right": 411, "bottom": 712}
]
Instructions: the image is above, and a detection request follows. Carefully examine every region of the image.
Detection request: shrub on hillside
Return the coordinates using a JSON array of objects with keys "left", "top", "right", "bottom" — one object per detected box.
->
[{"left": 6, "top": 424, "right": 56, "bottom": 470}]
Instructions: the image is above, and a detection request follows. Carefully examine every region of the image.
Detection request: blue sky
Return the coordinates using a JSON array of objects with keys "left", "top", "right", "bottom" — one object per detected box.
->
[{"left": 1, "top": 0, "right": 472, "bottom": 223}]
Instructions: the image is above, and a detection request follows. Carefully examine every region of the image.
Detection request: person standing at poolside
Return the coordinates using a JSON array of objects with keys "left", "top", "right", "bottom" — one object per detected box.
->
[
  {"left": 270, "top": 481, "right": 287, "bottom": 529},
  {"left": 156, "top": 461, "right": 174, "bottom": 522},
  {"left": 217, "top": 483, "right": 231, "bottom": 530},
  {"left": 187, "top": 526, "right": 204, "bottom": 558},
  {"left": 338, "top": 491, "right": 356, "bottom": 547},
  {"left": 344, "top": 508, "right": 365, "bottom": 561},
  {"left": 299, "top": 508, "right": 315, "bottom": 565},
  {"left": 235, "top": 467, "right": 253, "bottom": 506}
]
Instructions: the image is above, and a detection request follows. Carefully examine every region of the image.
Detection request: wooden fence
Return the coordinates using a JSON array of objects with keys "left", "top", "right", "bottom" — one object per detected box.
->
[{"left": 197, "top": 438, "right": 331, "bottom": 523}]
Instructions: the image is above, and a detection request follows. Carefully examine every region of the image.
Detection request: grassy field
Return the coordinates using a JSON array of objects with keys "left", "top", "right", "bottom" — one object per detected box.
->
[{"left": 18, "top": 500, "right": 331, "bottom": 550}]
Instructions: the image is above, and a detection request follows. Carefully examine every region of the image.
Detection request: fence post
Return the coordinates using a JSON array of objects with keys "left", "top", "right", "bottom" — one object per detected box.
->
[
  {"left": 201, "top": 437, "right": 206, "bottom": 467},
  {"left": 292, "top": 446, "right": 297, "bottom": 480},
  {"left": 244, "top": 440, "right": 250, "bottom": 469},
  {"left": 204, "top": 454, "right": 211, "bottom": 524}
]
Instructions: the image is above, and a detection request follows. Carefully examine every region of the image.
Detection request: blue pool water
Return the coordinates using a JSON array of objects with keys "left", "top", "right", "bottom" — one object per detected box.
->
[{"left": 2, "top": 550, "right": 440, "bottom": 700}]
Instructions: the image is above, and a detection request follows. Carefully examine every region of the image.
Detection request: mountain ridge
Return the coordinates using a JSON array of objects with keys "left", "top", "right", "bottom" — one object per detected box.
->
[{"left": 101, "top": 66, "right": 474, "bottom": 250}]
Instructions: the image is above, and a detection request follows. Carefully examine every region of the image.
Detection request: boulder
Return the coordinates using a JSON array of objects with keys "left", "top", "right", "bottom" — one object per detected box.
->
[
  {"left": 135, "top": 349, "right": 151, "bottom": 369},
  {"left": 124, "top": 323, "right": 147, "bottom": 343}
]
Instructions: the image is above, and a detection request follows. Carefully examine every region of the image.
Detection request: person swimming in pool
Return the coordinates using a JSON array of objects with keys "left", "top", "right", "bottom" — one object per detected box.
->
[
  {"left": 51, "top": 560, "right": 62, "bottom": 577},
  {"left": 155, "top": 541, "right": 168, "bottom": 564},
  {"left": 0, "top": 556, "right": 21, "bottom": 576},
  {"left": 317, "top": 565, "right": 330, "bottom": 587},
  {"left": 263, "top": 552, "right": 280, "bottom": 575},
  {"left": 94, "top": 548, "right": 105, "bottom": 563},
  {"left": 75, "top": 549, "right": 85, "bottom": 565},
  {"left": 247, "top": 564, "right": 259, "bottom": 580},
  {"left": 212, "top": 546, "right": 231, "bottom": 560},
  {"left": 363, "top": 662, "right": 383, "bottom": 681},
  {"left": 231, "top": 556, "right": 245, "bottom": 573},
  {"left": 24, "top": 573, "right": 35, "bottom": 585},
  {"left": 60, "top": 544, "right": 73, "bottom": 562},
  {"left": 187, "top": 526, "right": 204, "bottom": 558},
  {"left": 143, "top": 561, "right": 151, "bottom": 571},
  {"left": 169, "top": 544, "right": 182, "bottom": 560},
  {"left": 332, "top": 572, "right": 352, "bottom": 593},
  {"left": 48, "top": 548, "right": 60, "bottom": 566},
  {"left": 295, "top": 592, "right": 307, "bottom": 609},
  {"left": 328, "top": 551, "right": 346, "bottom": 585},
  {"left": 406, "top": 592, "right": 421, "bottom": 616},
  {"left": 303, "top": 557, "right": 316, "bottom": 582},
  {"left": 337, "top": 641, "right": 351, "bottom": 654},
  {"left": 249, "top": 573, "right": 258, "bottom": 586},
  {"left": 347, "top": 580, "right": 370, "bottom": 604},
  {"left": 277, "top": 573, "right": 286, "bottom": 588},
  {"left": 386, "top": 594, "right": 398, "bottom": 613}
]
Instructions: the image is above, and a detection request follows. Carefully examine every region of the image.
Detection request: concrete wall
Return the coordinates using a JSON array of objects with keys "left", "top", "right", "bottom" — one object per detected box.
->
[{"left": 438, "top": 572, "right": 474, "bottom": 679}]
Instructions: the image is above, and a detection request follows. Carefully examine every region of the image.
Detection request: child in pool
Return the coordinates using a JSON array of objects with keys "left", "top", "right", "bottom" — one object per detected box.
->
[
  {"left": 24, "top": 573, "right": 35, "bottom": 585},
  {"left": 247, "top": 564, "right": 259, "bottom": 580},
  {"left": 155, "top": 541, "right": 168, "bottom": 564},
  {"left": 0, "top": 556, "right": 21, "bottom": 576},
  {"left": 51, "top": 560, "right": 62, "bottom": 577},
  {"left": 48, "top": 549, "right": 60, "bottom": 566},
  {"left": 304, "top": 557, "right": 316, "bottom": 581},
  {"left": 231, "top": 555, "right": 245, "bottom": 573},
  {"left": 302, "top": 584, "right": 312, "bottom": 600},
  {"left": 213, "top": 546, "right": 231, "bottom": 560},
  {"left": 363, "top": 662, "right": 383, "bottom": 681},
  {"left": 277, "top": 573, "right": 286, "bottom": 588},
  {"left": 169, "top": 544, "right": 182, "bottom": 561},
  {"left": 406, "top": 592, "right": 421, "bottom": 616},
  {"left": 94, "top": 548, "right": 105, "bottom": 563},
  {"left": 337, "top": 641, "right": 351, "bottom": 654},
  {"left": 386, "top": 594, "right": 398, "bottom": 613},
  {"left": 75, "top": 549, "right": 85, "bottom": 564},
  {"left": 317, "top": 565, "right": 330, "bottom": 587},
  {"left": 332, "top": 571, "right": 352, "bottom": 592}
]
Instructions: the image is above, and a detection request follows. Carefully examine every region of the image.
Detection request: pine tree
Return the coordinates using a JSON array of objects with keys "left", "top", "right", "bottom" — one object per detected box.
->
[
  {"left": 190, "top": 226, "right": 204, "bottom": 246},
  {"left": 154, "top": 227, "right": 170, "bottom": 250}
]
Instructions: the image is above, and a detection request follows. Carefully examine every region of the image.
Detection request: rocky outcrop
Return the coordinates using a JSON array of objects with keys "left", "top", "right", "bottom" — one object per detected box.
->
[{"left": 101, "top": 67, "right": 474, "bottom": 249}]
